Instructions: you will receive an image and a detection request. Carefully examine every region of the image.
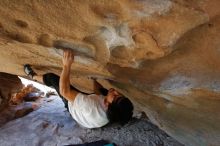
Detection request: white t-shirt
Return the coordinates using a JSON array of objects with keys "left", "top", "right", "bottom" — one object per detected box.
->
[{"left": 68, "top": 93, "right": 109, "bottom": 128}]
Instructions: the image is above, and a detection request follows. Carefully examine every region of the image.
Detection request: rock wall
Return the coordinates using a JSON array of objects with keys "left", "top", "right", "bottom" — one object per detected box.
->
[
  {"left": 0, "top": 72, "right": 23, "bottom": 110},
  {"left": 0, "top": 0, "right": 220, "bottom": 146}
]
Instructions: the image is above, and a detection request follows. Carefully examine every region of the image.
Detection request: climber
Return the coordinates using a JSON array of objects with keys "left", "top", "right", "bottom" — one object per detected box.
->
[{"left": 23, "top": 49, "right": 133, "bottom": 129}]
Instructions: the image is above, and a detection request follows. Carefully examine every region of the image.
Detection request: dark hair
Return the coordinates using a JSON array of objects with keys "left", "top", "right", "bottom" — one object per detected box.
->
[{"left": 107, "top": 97, "right": 133, "bottom": 125}]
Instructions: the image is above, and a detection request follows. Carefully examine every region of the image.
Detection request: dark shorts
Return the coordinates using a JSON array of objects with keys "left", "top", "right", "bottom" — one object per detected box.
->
[
  {"left": 43, "top": 73, "right": 83, "bottom": 110},
  {"left": 42, "top": 73, "right": 108, "bottom": 110}
]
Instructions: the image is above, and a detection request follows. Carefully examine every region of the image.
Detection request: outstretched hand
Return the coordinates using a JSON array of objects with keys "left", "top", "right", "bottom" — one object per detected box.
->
[
  {"left": 60, "top": 49, "right": 79, "bottom": 102},
  {"left": 62, "top": 49, "right": 74, "bottom": 67}
]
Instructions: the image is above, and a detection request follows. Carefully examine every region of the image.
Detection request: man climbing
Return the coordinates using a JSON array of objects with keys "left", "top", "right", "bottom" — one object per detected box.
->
[{"left": 24, "top": 49, "right": 133, "bottom": 128}]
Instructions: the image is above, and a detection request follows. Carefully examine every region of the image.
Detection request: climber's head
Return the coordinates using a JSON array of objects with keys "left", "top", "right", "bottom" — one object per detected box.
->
[{"left": 105, "top": 88, "right": 133, "bottom": 125}]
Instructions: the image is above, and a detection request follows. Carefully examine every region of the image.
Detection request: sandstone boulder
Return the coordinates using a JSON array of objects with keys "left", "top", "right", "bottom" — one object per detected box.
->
[
  {"left": 0, "top": 0, "right": 220, "bottom": 145},
  {"left": 0, "top": 72, "right": 23, "bottom": 110}
]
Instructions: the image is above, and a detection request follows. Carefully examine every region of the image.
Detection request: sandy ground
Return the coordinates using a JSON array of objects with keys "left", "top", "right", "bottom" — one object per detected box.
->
[{"left": 0, "top": 95, "right": 183, "bottom": 146}]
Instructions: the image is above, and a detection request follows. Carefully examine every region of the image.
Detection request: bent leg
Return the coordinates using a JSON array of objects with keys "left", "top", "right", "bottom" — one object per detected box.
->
[
  {"left": 41, "top": 73, "right": 88, "bottom": 110},
  {"left": 42, "top": 73, "right": 69, "bottom": 110},
  {"left": 24, "top": 65, "right": 69, "bottom": 110}
]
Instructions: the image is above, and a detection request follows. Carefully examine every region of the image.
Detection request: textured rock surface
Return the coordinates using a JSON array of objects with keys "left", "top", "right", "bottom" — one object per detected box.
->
[
  {"left": 0, "top": 0, "right": 220, "bottom": 146},
  {"left": 0, "top": 72, "right": 22, "bottom": 110}
]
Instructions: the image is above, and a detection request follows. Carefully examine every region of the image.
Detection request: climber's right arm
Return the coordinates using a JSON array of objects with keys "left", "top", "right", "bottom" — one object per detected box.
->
[{"left": 60, "top": 49, "right": 79, "bottom": 102}]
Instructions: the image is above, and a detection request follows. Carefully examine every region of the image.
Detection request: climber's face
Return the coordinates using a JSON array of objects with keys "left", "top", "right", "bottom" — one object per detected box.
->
[{"left": 104, "top": 88, "right": 122, "bottom": 107}]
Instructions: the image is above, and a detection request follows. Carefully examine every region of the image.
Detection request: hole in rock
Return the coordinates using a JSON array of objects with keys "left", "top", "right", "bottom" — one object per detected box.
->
[{"left": 18, "top": 77, "right": 55, "bottom": 94}]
